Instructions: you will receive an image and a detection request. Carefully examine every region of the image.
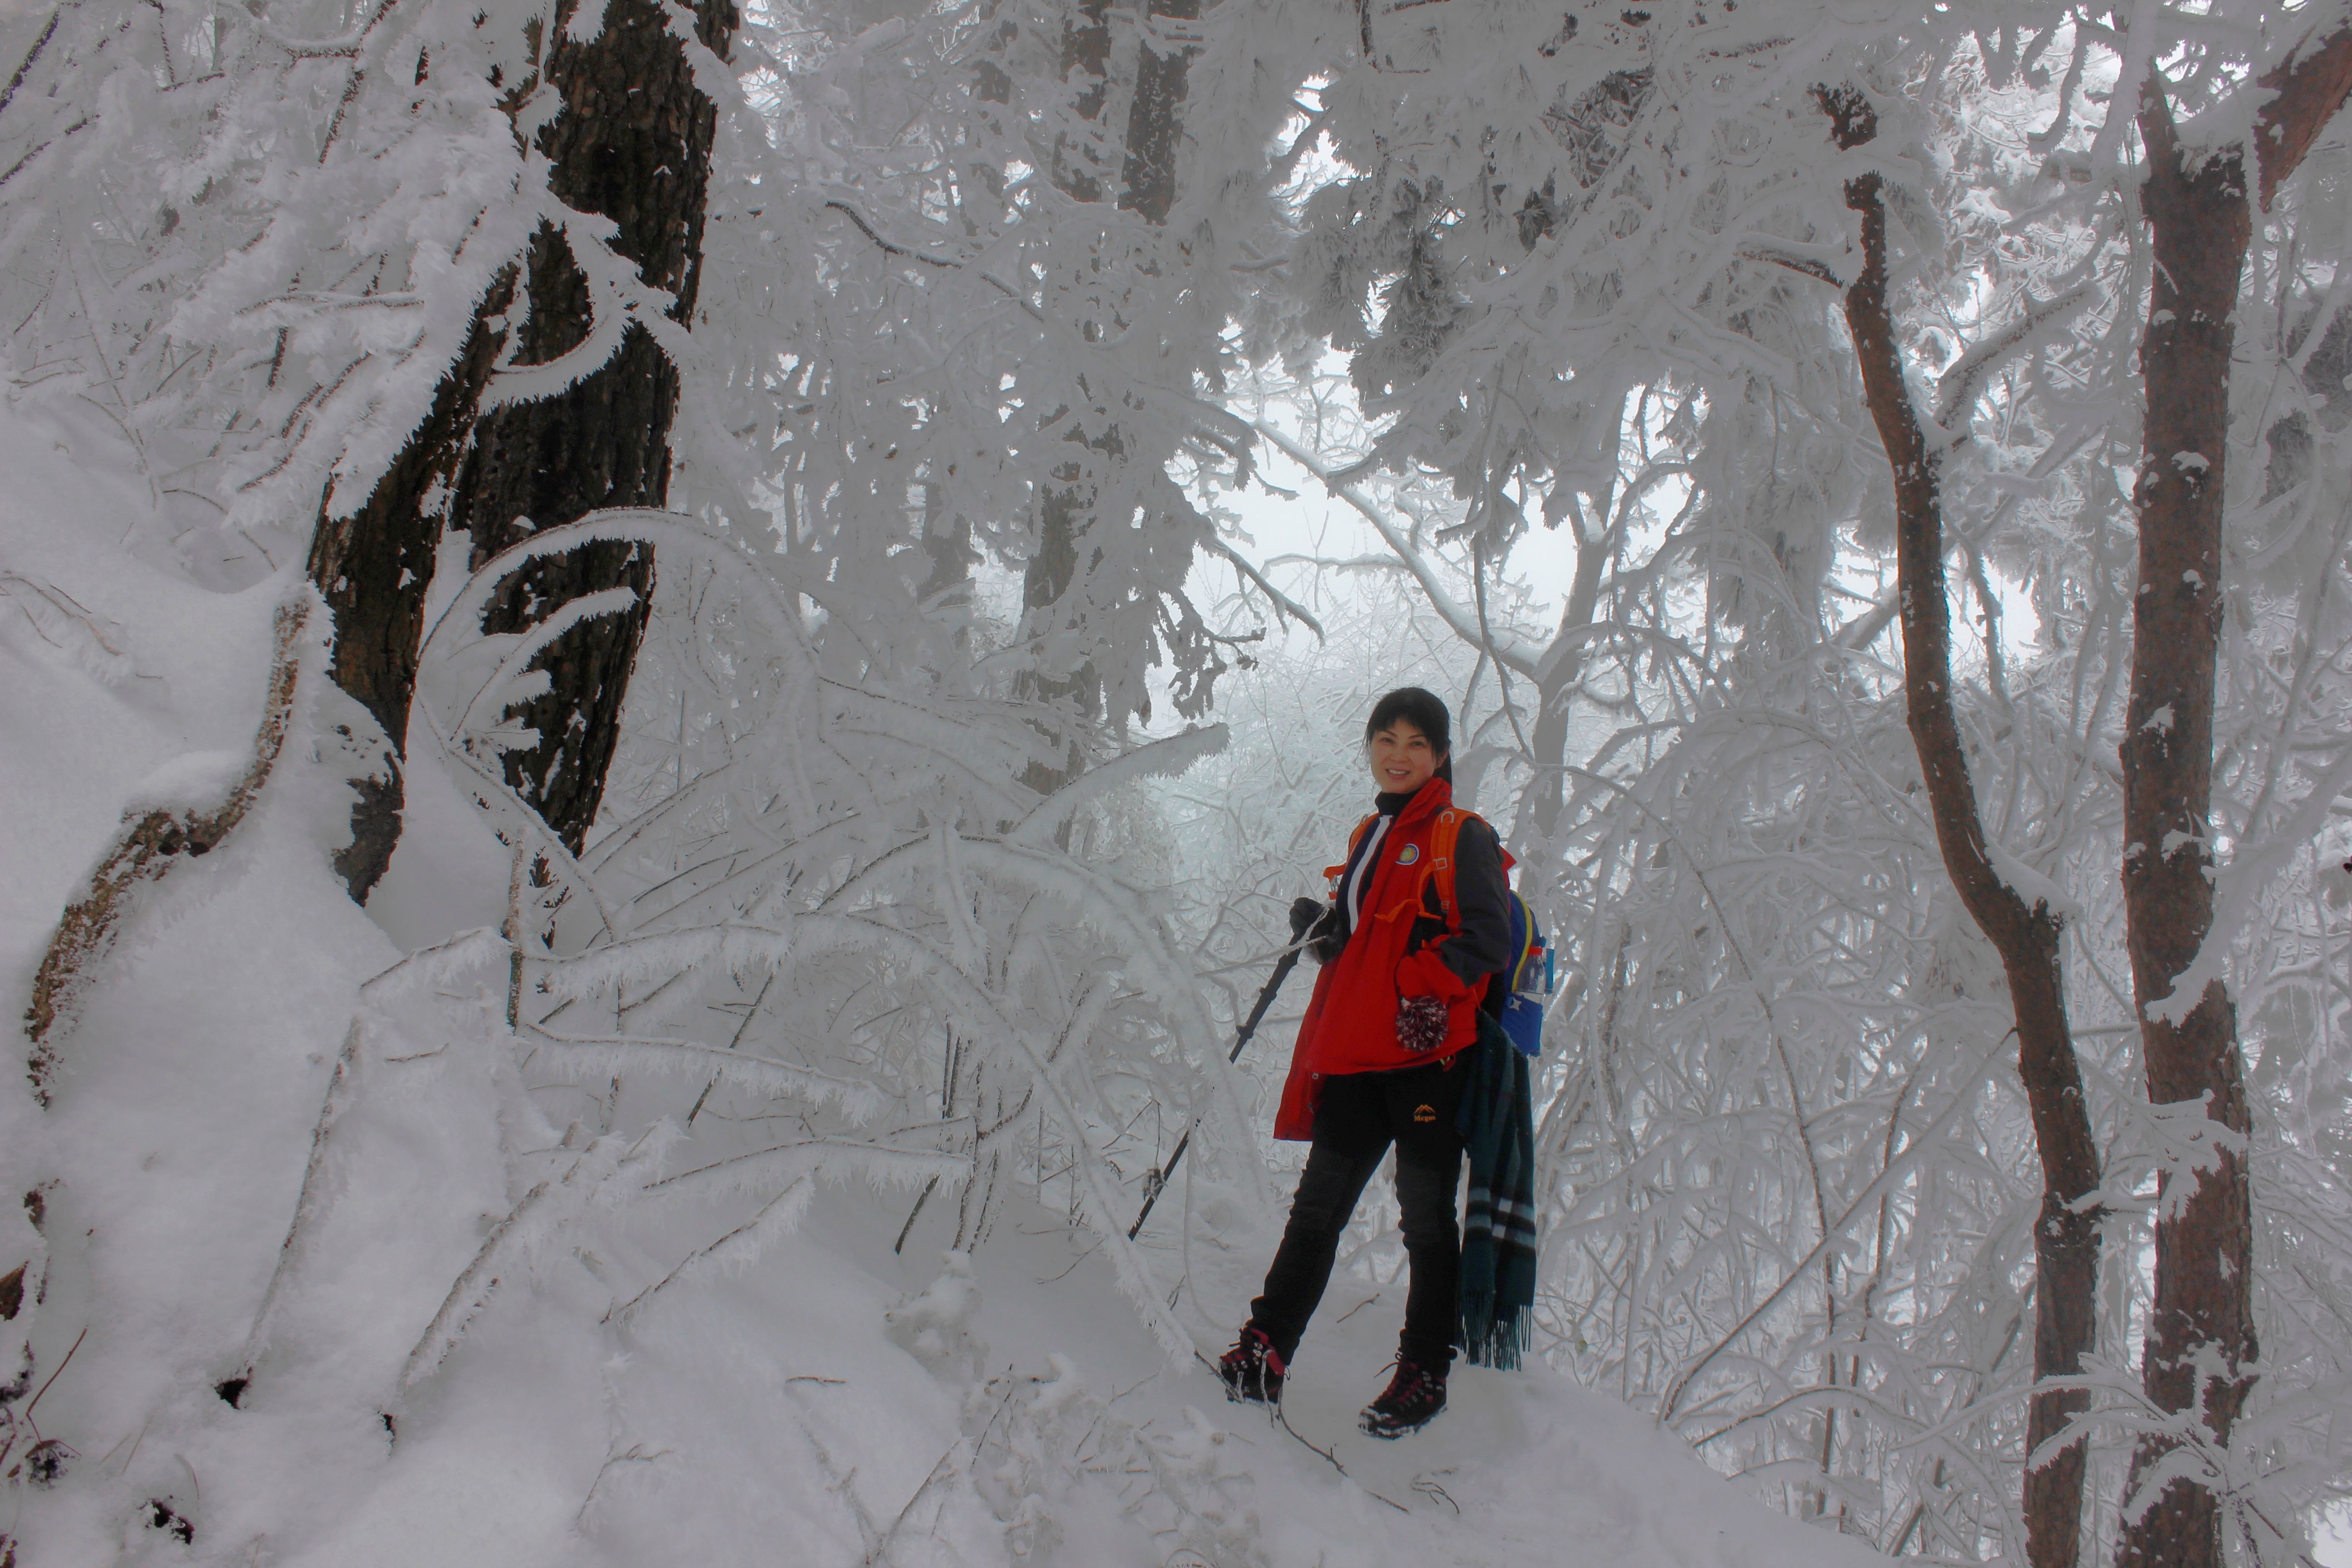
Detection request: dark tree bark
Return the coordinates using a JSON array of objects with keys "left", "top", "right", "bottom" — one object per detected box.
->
[
  {"left": 1017, "top": 482, "right": 1107, "bottom": 795},
  {"left": 1015, "top": 0, "right": 1118, "bottom": 797},
  {"left": 2114, "top": 29, "right": 2352, "bottom": 1568},
  {"left": 306, "top": 268, "right": 518, "bottom": 902},
  {"left": 1052, "top": 0, "right": 1113, "bottom": 201},
  {"left": 1817, "top": 86, "right": 2102, "bottom": 1568},
  {"left": 1525, "top": 505, "right": 1610, "bottom": 840},
  {"left": 1117, "top": 0, "right": 1197, "bottom": 226},
  {"left": 1017, "top": 0, "right": 1202, "bottom": 794},
  {"left": 447, "top": 0, "right": 736, "bottom": 854}
]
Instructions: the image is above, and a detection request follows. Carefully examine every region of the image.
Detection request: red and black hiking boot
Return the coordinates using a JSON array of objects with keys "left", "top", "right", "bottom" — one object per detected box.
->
[
  {"left": 1359, "top": 1359, "right": 1446, "bottom": 1438},
  {"left": 1217, "top": 1326, "right": 1286, "bottom": 1405}
]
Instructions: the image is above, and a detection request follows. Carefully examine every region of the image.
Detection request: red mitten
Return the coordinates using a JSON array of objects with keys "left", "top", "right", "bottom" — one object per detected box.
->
[
  {"left": 1394, "top": 949, "right": 1471, "bottom": 1002},
  {"left": 1396, "top": 995, "right": 1450, "bottom": 1054}
]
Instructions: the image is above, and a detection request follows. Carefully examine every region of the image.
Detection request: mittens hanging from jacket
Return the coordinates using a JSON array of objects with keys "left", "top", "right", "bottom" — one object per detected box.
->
[{"left": 1396, "top": 995, "right": 1450, "bottom": 1054}]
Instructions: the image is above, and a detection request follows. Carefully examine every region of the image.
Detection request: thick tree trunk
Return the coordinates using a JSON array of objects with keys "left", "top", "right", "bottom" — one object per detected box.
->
[
  {"left": 2112, "top": 98, "right": 2254, "bottom": 1568},
  {"left": 1017, "top": 0, "right": 1200, "bottom": 794},
  {"left": 447, "top": 0, "right": 735, "bottom": 854},
  {"left": 2113, "top": 34, "right": 2351, "bottom": 1568},
  {"left": 1118, "top": 0, "right": 1198, "bottom": 226},
  {"left": 305, "top": 269, "right": 518, "bottom": 901},
  {"left": 1818, "top": 87, "right": 2101, "bottom": 1568},
  {"left": 1054, "top": 0, "right": 1113, "bottom": 198},
  {"left": 1016, "top": 0, "right": 1118, "bottom": 797}
]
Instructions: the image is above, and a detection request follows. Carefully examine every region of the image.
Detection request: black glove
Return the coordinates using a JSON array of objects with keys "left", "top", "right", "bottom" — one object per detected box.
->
[{"left": 1292, "top": 897, "right": 1346, "bottom": 965}]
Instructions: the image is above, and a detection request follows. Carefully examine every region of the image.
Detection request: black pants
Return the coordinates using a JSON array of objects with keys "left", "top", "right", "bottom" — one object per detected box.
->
[{"left": 1248, "top": 1057, "right": 1466, "bottom": 1372}]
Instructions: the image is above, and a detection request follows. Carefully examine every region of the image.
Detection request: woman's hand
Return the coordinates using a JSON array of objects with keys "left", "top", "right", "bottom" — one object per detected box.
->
[
  {"left": 1294, "top": 897, "right": 1346, "bottom": 964},
  {"left": 1393, "top": 949, "right": 1469, "bottom": 1001}
]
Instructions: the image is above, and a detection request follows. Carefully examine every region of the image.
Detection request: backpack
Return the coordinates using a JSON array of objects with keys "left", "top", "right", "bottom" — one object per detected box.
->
[
  {"left": 1333, "top": 807, "right": 1553, "bottom": 1058},
  {"left": 1492, "top": 889, "right": 1552, "bottom": 1058}
]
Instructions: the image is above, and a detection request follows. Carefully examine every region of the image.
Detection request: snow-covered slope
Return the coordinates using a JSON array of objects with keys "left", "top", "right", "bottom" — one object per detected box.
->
[{"left": 1, "top": 418, "right": 1885, "bottom": 1567}]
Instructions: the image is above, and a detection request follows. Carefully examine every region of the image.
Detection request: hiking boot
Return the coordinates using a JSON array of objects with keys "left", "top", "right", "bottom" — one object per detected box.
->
[
  {"left": 1359, "top": 1359, "right": 1446, "bottom": 1438},
  {"left": 1217, "top": 1326, "right": 1286, "bottom": 1405}
]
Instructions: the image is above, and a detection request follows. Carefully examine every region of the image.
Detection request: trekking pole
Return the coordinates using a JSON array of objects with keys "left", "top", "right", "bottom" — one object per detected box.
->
[{"left": 1128, "top": 896, "right": 1323, "bottom": 1240}]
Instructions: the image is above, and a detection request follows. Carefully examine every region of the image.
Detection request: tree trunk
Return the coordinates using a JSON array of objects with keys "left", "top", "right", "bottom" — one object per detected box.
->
[
  {"left": 1017, "top": 0, "right": 1200, "bottom": 795},
  {"left": 2113, "top": 34, "right": 2351, "bottom": 1568},
  {"left": 1018, "top": 482, "right": 1105, "bottom": 796},
  {"left": 1818, "top": 86, "right": 2102, "bottom": 1568},
  {"left": 305, "top": 268, "right": 518, "bottom": 902},
  {"left": 447, "top": 0, "right": 736, "bottom": 854},
  {"left": 1527, "top": 471, "right": 1614, "bottom": 840},
  {"left": 1015, "top": 0, "right": 1118, "bottom": 797},
  {"left": 1052, "top": 0, "right": 1113, "bottom": 199},
  {"left": 1118, "top": 0, "right": 1198, "bottom": 227}
]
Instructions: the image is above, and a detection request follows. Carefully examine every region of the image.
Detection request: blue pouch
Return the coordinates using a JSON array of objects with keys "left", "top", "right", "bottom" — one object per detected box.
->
[{"left": 1497, "top": 893, "right": 1549, "bottom": 1058}]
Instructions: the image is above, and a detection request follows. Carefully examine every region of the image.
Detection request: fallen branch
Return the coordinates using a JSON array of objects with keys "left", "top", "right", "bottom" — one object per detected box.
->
[
  {"left": 225, "top": 1017, "right": 367, "bottom": 1398},
  {"left": 25, "top": 593, "right": 313, "bottom": 1102},
  {"left": 1275, "top": 1405, "right": 1409, "bottom": 1513},
  {"left": 604, "top": 1173, "right": 814, "bottom": 1324}
]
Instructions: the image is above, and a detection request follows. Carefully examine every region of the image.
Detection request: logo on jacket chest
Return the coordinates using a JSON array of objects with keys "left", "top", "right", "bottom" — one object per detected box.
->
[{"left": 1395, "top": 843, "right": 1421, "bottom": 866}]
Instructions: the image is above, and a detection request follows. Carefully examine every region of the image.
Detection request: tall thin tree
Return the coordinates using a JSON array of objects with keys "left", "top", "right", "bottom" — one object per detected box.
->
[
  {"left": 1817, "top": 84, "right": 2102, "bottom": 1568},
  {"left": 2113, "top": 24, "right": 2352, "bottom": 1568}
]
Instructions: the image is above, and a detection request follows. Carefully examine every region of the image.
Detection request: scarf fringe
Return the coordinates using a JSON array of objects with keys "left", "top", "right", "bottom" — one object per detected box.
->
[
  {"left": 1454, "top": 1018, "right": 1539, "bottom": 1372},
  {"left": 1458, "top": 1286, "right": 1531, "bottom": 1370}
]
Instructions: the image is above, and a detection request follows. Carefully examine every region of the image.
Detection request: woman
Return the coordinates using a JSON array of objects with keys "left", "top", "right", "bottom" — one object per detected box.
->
[{"left": 1218, "top": 687, "right": 1512, "bottom": 1437}]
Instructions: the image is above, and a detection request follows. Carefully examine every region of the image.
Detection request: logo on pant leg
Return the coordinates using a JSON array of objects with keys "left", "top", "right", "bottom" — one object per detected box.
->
[{"left": 1414, "top": 1104, "right": 1436, "bottom": 1123}]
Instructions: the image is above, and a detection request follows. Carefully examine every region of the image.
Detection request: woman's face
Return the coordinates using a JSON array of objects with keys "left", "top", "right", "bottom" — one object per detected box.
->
[{"left": 1368, "top": 719, "right": 1444, "bottom": 795}]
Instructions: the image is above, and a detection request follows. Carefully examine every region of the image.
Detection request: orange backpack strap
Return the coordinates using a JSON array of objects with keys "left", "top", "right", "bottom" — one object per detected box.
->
[
  {"left": 1323, "top": 813, "right": 1380, "bottom": 887},
  {"left": 1425, "top": 809, "right": 1514, "bottom": 923},
  {"left": 1426, "top": 810, "right": 1463, "bottom": 918}
]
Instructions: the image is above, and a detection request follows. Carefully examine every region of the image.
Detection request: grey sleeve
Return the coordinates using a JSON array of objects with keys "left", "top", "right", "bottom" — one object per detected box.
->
[{"left": 1439, "top": 818, "right": 1513, "bottom": 987}]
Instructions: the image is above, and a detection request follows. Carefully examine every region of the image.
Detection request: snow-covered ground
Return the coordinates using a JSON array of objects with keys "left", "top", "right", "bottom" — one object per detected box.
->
[{"left": 0, "top": 408, "right": 1892, "bottom": 1565}]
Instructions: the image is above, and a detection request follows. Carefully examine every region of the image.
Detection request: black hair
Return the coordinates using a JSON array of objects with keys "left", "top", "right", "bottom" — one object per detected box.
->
[{"left": 1365, "top": 687, "right": 1453, "bottom": 784}]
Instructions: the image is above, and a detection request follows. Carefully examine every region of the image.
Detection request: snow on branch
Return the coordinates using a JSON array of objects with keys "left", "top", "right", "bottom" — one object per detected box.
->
[
  {"left": 357, "top": 928, "right": 514, "bottom": 1009},
  {"left": 2254, "top": 15, "right": 2352, "bottom": 207},
  {"left": 532, "top": 922, "right": 790, "bottom": 1001},
  {"left": 1008, "top": 725, "right": 1230, "bottom": 847},
  {"left": 453, "top": 586, "right": 642, "bottom": 742},
  {"left": 604, "top": 1173, "right": 817, "bottom": 1324},
  {"left": 1932, "top": 283, "right": 2097, "bottom": 433},
  {"left": 1202, "top": 535, "right": 1325, "bottom": 638},
  {"left": 478, "top": 205, "right": 691, "bottom": 412},
  {"left": 1251, "top": 420, "right": 1541, "bottom": 676},
  {"left": 645, "top": 1136, "right": 968, "bottom": 1205},
  {"left": 524, "top": 1028, "right": 882, "bottom": 1121},
  {"left": 402, "top": 1124, "right": 673, "bottom": 1392}
]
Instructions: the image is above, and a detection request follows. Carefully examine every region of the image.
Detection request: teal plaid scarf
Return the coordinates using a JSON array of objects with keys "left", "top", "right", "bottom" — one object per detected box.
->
[{"left": 1455, "top": 1016, "right": 1538, "bottom": 1369}]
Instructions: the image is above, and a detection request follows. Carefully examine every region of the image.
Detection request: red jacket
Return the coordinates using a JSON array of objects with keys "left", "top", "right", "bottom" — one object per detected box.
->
[{"left": 1273, "top": 778, "right": 1508, "bottom": 1140}]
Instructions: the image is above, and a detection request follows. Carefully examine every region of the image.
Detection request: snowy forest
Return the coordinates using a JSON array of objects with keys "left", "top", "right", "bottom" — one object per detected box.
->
[{"left": 2, "top": 0, "right": 2350, "bottom": 1562}]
